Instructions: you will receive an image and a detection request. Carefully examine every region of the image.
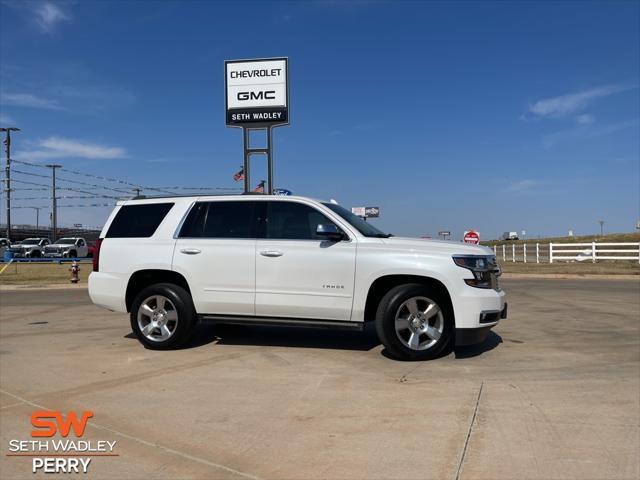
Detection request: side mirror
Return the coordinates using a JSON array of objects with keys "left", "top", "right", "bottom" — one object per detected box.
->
[{"left": 316, "top": 224, "right": 344, "bottom": 241}]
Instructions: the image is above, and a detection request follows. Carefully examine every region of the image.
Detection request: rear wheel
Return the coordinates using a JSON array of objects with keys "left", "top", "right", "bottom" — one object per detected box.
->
[
  {"left": 68, "top": 250, "right": 77, "bottom": 258},
  {"left": 130, "top": 283, "right": 196, "bottom": 350},
  {"left": 375, "top": 283, "right": 453, "bottom": 361},
  {"left": 30, "top": 250, "right": 41, "bottom": 258}
]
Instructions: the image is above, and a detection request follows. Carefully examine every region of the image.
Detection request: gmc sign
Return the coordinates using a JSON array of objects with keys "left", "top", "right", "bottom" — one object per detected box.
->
[{"left": 225, "top": 58, "right": 289, "bottom": 127}]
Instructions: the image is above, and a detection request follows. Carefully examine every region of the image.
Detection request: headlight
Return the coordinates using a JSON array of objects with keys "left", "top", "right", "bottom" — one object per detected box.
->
[
  {"left": 452, "top": 255, "right": 499, "bottom": 289},
  {"left": 453, "top": 256, "right": 492, "bottom": 271}
]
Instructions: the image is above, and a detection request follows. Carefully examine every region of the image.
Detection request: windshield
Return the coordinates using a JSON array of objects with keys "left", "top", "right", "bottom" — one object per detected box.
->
[
  {"left": 322, "top": 203, "right": 391, "bottom": 238},
  {"left": 20, "top": 239, "right": 40, "bottom": 245},
  {"left": 56, "top": 238, "right": 76, "bottom": 245}
]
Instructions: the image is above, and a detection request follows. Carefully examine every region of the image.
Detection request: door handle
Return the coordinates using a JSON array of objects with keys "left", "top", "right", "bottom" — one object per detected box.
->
[
  {"left": 260, "top": 250, "right": 283, "bottom": 257},
  {"left": 180, "top": 248, "right": 201, "bottom": 255}
]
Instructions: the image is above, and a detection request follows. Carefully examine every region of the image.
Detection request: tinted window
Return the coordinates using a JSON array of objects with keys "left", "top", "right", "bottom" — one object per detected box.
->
[
  {"left": 266, "top": 202, "right": 337, "bottom": 240},
  {"left": 179, "top": 201, "right": 257, "bottom": 238},
  {"left": 106, "top": 203, "right": 174, "bottom": 238}
]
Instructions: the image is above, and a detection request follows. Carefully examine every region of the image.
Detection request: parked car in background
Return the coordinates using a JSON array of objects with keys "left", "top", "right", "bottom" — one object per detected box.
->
[
  {"left": 44, "top": 237, "right": 89, "bottom": 258},
  {"left": 8, "top": 238, "right": 50, "bottom": 258},
  {"left": 501, "top": 231, "right": 519, "bottom": 241}
]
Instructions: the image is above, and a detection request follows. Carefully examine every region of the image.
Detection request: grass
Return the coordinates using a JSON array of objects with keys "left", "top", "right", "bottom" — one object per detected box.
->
[
  {"left": 482, "top": 231, "right": 640, "bottom": 247},
  {"left": 0, "top": 262, "right": 91, "bottom": 285},
  {"left": 499, "top": 260, "right": 639, "bottom": 275}
]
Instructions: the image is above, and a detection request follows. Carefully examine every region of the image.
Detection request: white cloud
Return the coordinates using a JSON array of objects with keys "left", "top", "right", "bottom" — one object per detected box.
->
[
  {"left": 542, "top": 118, "right": 639, "bottom": 147},
  {"left": 0, "top": 112, "right": 17, "bottom": 125},
  {"left": 16, "top": 136, "right": 126, "bottom": 161},
  {"left": 506, "top": 179, "right": 547, "bottom": 193},
  {"left": 575, "top": 113, "right": 595, "bottom": 125},
  {"left": 2, "top": 1, "right": 73, "bottom": 34},
  {"left": 34, "top": 2, "right": 71, "bottom": 33},
  {"left": 526, "top": 84, "right": 634, "bottom": 119},
  {"left": 0, "top": 92, "right": 63, "bottom": 110}
]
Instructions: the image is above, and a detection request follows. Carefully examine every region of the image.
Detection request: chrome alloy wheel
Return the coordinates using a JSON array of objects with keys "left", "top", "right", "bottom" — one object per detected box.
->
[
  {"left": 394, "top": 296, "right": 444, "bottom": 351},
  {"left": 137, "top": 295, "right": 179, "bottom": 342}
]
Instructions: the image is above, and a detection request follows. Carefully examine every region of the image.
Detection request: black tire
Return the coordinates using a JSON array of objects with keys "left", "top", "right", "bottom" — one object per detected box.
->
[
  {"left": 30, "top": 250, "right": 41, "bottom": 258},
  {"left": 375, "top": 283, "right": 454, "bottom": 361},
  {"left": 130, "top": 283, "right": 196, "bottom": 350},
  {"left": 68, "top": 250, "right": 77, "bottom": 258}
]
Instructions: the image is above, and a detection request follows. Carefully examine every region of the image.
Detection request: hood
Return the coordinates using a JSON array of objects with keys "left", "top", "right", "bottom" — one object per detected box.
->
[{"left": 378, "top": 236, "right": 494, "bottom": 256}]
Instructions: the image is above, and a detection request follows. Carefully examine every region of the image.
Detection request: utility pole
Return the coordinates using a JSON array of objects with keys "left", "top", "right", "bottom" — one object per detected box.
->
[
  {"left": 599, "top": 220, "right": 604, "bottom": 236},
  {"left": 46, "top": 164, "right": 61, "bottom": 241},
  {"left": 31, "top": 207, "right": 40, "bottom": 232},
  {"left": 133, "top": 187, "right": 141, "bottom": 198},
  {"left": 1, "top": 127, "right": 20, "bottom": 238}
]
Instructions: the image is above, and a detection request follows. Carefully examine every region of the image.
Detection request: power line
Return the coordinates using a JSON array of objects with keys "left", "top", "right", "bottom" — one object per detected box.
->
[
  {"left": 11, "top": 158, "right": 175, "bottom": 195},
  {"left": 6, "top": 178, "right": 51, "bottom": 189},
  {"left": 12, "top": 195, "right": 120, "bottom": 201},
  {"left": 5, "top": 178, "right": 123, "bottom": 199},
  {"left": 10, "top": 157, "right": 240, "bottom": 194},
  {"left": 12, "top": 203, "right": 115, "bottom": 209},
  {"left": 12, "top": 168, "right": 132, "bottom": 194}
]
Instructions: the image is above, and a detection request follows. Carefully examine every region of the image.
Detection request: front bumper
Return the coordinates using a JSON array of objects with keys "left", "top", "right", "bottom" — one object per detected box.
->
[{"left": 456, "top": 303, "right": 507, "bottom": 346}]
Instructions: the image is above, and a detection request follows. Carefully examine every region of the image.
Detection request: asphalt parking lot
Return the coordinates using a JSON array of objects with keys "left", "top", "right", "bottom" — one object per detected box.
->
[{"left": 1, "top": 278, "right": 638, "bottom": 480}]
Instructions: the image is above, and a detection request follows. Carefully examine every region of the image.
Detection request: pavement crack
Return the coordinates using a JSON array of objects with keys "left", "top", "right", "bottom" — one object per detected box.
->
[
  {"left": 398, "top": 363, "right": 422, "bottom": 383},
  {"left": 454, "top": 380, "right": 484, "bottom": 480}
]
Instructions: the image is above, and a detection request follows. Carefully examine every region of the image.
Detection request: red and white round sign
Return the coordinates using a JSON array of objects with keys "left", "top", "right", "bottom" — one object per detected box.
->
[{"left": 463, "top": 230, "right": 480, "bottom": 244}]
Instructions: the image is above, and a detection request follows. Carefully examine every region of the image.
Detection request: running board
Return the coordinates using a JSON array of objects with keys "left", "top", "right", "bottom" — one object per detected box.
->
[{"left": 198, "top": 314, "right": 364, "bottom": 331}]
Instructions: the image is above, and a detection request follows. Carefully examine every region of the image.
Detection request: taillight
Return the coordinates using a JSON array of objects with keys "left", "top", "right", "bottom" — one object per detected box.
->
[{"left": 93, "top": 238, "right": 103, "bottom": 272}]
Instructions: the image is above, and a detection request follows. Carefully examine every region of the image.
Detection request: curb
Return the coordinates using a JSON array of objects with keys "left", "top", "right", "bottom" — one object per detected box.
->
[{"left": 0, "top": 283, "right": 88, "bottom": 292}]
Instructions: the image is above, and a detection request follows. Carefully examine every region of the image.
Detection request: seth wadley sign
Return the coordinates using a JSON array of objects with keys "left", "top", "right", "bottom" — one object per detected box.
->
[{"left": 225, "top": 58, "right": 289, "bottom": 126}]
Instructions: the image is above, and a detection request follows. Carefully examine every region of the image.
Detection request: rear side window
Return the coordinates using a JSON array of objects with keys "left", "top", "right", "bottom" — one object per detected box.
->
[
  {"left": 179, "top": 201, "right": 257, "bottom": 238},
  {"left": 106, "top": 203, "right": 174, "bottom": 238}
]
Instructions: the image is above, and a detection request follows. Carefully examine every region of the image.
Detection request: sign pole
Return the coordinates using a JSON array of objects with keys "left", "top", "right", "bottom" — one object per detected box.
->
[
  {"left": 267, "top": 126, "right": 273, "bottom": 195},
  {"left": 242, "top": 128, "right": 251, "bottom": 194},
  {"left": 242, "top": 127, "right": 274, "bottom": 194}
]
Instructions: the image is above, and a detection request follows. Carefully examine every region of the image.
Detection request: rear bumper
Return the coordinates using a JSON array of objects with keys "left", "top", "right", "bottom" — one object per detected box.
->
[{"left": 88, "top": 272, "right": 127, "bottom": 312}]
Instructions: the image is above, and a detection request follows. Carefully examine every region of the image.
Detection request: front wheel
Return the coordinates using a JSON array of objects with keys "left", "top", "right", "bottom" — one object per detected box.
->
[
  {"left": 375, "top": 283, "right": 453, "bottom": 361},
  {"left": 130, "top": 283, "right": 196, "bottom": 350}
]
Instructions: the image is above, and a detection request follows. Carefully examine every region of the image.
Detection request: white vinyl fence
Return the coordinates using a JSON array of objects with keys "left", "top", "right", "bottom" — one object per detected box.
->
[{"left": 492, "top": 242, "right": 640, "bottom": 264}]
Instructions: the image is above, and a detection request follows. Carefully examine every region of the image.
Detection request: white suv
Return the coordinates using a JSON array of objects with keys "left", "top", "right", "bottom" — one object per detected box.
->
[{"left": 89, "top": 195, "right": 506, "bottom": 360}]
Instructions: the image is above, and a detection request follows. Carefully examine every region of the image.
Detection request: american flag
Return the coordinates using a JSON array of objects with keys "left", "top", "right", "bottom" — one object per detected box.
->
[
  {"left": 252, "top": 181, "right": 265, "bottom": 193},
  {"left": 232, "top": 167, "right": 244, "bottom": 182}
]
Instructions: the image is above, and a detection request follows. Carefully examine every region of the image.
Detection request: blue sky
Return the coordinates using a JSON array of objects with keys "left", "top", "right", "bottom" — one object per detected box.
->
[{"left": 1, "top": 0, "right": 638, "bottom": 239}]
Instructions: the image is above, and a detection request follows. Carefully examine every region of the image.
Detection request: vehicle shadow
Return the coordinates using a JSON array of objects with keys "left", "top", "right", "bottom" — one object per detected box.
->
[
  {"left": 123, "top": 329, "right": 222, "bottom": 350},
  {"left": 454, "top": 331, "right": 503, "bottom": 359},
  {"left": 198, "top": 322, "right": 381, "bottom": 351},
  {"left": 124, "top": 325, "right": 501, "bottom": 356}
]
